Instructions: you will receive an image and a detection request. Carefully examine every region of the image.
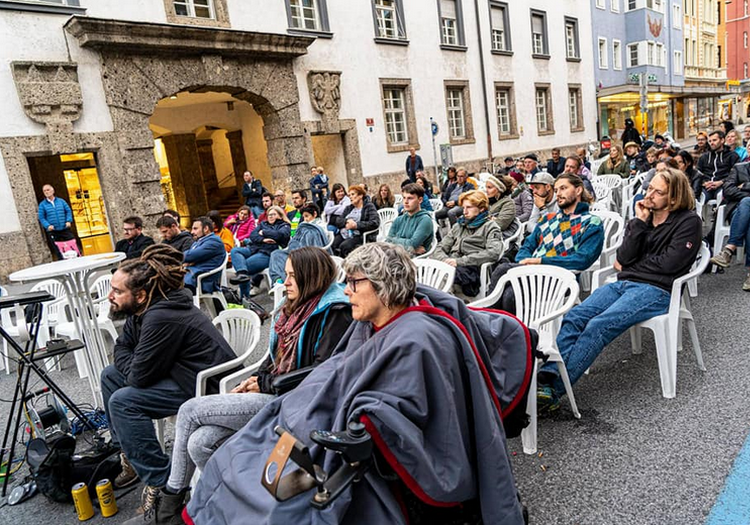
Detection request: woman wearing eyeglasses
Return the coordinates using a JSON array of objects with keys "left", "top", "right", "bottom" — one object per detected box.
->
[
  {"left": 129, "top": 247, "right": 352, "bottom": 523},
  {"left": 433, "top": 190, "right": 504, "bottom": 298}
]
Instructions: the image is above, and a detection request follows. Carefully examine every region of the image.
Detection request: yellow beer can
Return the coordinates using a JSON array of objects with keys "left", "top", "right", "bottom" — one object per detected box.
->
[
  {"left": 72, "top": 482, "right": 94, "bottom": 521},
  {"left": 96, "top": 478, "right": 118, "bottom": 518}
]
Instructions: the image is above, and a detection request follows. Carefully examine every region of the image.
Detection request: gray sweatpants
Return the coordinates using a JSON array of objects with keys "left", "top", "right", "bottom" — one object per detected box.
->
[{"left": 166, "top": 392, "right": 276, "bottom": 491}]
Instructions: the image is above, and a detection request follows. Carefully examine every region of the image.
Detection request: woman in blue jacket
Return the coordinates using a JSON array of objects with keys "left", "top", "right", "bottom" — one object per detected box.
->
[{"left": 230, "top": 206, "right": 291, "bottom": 298}]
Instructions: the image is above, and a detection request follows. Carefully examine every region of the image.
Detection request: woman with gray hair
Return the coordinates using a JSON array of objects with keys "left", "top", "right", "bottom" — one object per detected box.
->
[{"left": 343, "top": 242, "right": 417, "bottom": 325}]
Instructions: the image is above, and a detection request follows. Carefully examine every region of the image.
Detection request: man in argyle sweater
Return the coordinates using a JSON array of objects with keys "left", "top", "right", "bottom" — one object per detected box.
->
[{"left": 488, "top": 173, "right": 605, "bottom": 311}]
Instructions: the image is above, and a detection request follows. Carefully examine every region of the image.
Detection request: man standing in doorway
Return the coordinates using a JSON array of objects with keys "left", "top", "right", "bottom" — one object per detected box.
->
[
  {"left": 241, "top": 171, "right": 264, "bottom": 219},
  {"left": 115, "top": 217, "right": 155, "bottom": 260},
  {"left": 38, "top": 184, "right": 77, "bottom": 260},
  {"left": 405, "top": 147, "right": 424, "bottom": 183}
]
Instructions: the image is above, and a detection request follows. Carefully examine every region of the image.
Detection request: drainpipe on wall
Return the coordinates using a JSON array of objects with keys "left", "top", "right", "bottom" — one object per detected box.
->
[{"left": 473, "top": 0, "right": 493, "bottom": 168}]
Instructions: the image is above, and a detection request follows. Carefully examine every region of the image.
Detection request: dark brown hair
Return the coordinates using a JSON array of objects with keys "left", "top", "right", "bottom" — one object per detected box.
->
[
  {"left": 555, "top": 173, "right": 593, "bottom": 204},
  {"left": 285, "top": 247, "right": 336, "bottom": 314},
  {"left": 117, "top": 244, "right": 186, "bottom": 311}
]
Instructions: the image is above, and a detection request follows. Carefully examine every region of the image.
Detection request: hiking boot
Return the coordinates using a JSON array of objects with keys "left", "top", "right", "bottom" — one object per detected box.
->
[
  {"left": 743, "top": 274, "right": 750, "bottom": 292},
  {"left": 536, "top": 384, "right": 561, "bottom": 416},
  {"left": 710, "top": 247, "right": 735, "bottom": 268},
  {"left": 229, "top": 272, "right": 251, "bottom": 285},
  {"left": 123, "top": 486, "right": 187, "bottom": 525},
  {"left": 114, "top": 452, "right": 138, "bottom": 489}
]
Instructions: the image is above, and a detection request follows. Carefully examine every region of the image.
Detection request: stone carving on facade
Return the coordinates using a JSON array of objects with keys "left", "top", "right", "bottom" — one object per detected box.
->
[
  {"left": 307, "top": 70, "right": 341, "bottom": 134},
  {"left": 11, "top": 62, "right": 83, "bottom": 153}
]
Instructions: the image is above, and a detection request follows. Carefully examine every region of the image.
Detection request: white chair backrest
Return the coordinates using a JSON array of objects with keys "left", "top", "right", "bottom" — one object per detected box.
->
[
  {"left": 597, "top": 174, "right": 624, "bottom": 190},
  {"left": 394, "top": 194, "right": 403, "bottom": 207},
  {"left": 497, "top": 266, "right": 579, "bottom": 335},
  {"left": 377, "top": 207, "right": 398, "bottom": 224},
  {"left": 379, "top": 219, "right": 394, "bottom": 241},
  {"left": 30, "top": 279, "right": 67, "bottom": 323},
  {"left": 212, "top": 309, "right": 262, "bottom": 359},
  {"left": 90, "top": 274, "right": 112, "bottom": 301},
  {"left": 414, "top": 259, "right": 456, "bottom": 293},
  {"left": 323, "top": 230, "right": 335, "bottom": 251},
  {"left": 592, "top": 210, "right": 625, "bottom": 250},
  {"left": 197, "top": 251, "right": 229, "bottom": 286},
  {"left": 429, "top": 198, "right": 444, "bottom": 212},
  {"left": 590, "top": 201, "right": 609, "bottom": 214},
  {"left": 591, "top": 182, "right": 611, "bottom": 203},
  {"left": 503, "top": 218, "right": 524, "bottom": 251},
  {"left": 331, "top": 256, "right": 346, "bottom": 283}
]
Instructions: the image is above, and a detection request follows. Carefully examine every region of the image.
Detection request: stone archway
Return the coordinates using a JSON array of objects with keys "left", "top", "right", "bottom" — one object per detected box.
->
[{"left": 65, "top": 16, "right": 315, "bottom": 228}]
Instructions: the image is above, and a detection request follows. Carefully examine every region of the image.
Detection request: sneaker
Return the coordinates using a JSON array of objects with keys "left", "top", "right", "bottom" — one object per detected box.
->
[
  {"left": 123, "top": 486, "right": 186, "bottom": 525},
  {"left": 710, "top": 247, "right": 735, "bottom": 268},
  {"left": 114, "top": 452, "right": 139, "bottom": 489},
  {"left": 743, "top": 274, "right": 750, "bottom": 292},
  {"left": 229, "top": 272, "right": 251, "bottom": 285},
  {"left": 536, "top": 384, "right": 561, "bottom": 416},
  {"left": 249, "top": 285, "right": 262, "bottom": 297}
]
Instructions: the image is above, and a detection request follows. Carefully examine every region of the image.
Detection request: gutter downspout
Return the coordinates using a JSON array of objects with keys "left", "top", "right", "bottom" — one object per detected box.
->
[{"left": 473, "top": 0, "right": 493, "bottom": 167}]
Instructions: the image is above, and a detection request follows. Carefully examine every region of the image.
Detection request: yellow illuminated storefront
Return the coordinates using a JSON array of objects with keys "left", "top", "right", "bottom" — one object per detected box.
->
[{"left": 598, "top": 92, "right": 674, "bottom": 141}]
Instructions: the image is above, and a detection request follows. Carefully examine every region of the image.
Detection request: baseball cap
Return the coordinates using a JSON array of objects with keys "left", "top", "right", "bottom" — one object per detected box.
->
[{"left": 529, "top": 172, "right": 555, "bottom": 186}]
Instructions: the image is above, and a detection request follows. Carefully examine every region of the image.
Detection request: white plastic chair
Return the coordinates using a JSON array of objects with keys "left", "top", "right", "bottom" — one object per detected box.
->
[
  {"left": 477, "top": 241, "right": 505, "bottom": 300},
  {"left": 0, "top": 302, "right": 29, "bottom": 374},
  {"left": 194, "top": 252, "right": 229, "bottom": 317},
  {"left": 364, "top": 217, "right": 394, "bottom": 244},
  {"left": 323, "top": 230, "right": 335, "bottom": 251},
  {"left": 591, "top": 181, "right": 612, "bottom": 210},
  {"left": 592, "top": 243, "right": 709, "bottom": 399},
  {"left": 393, "top": 194, "right": 403, "bottom": 207},
  {"left": 429, "top": 198, "right": 444, "bottom": 213},
  {"left": 55, "top": 298, "right": 118, "bottom": 379},
  {"left": 469, "top": 265, "right": 581, "bottom": 455},
  {"left": 414, "top": 220, "right": 439, "bottom": 260},
  {"left": 622, "top": 173, "right": 644, "bottom": 219},
  {"left": 579, "top": 210, "right": 625, "bottom": 292},
  {"left": 596, "top": 174, "right": 625, "bottom": 211},
  {"left": 503, "top": 218, "right": 524, "bottom": 252},
  {"left": 414, "top": 259, "right": 456, "bottom": 293},
  {"left": 712, "top": 203, "right": 743, "bottom": 272}
]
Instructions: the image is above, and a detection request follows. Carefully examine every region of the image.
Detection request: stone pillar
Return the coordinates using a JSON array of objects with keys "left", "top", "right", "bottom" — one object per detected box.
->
[
  {"left": 161, "top": 134, "right": 208, "bottom": 219},
  {"left": 226, "top": 130, "right": 247, "bottom": 199},
  {"left": 196, "top": 139, "right": 220, "bottom": 209}
]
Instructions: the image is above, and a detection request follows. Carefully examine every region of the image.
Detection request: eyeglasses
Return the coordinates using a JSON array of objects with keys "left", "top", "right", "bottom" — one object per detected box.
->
[
  {"left": 345, "top": 277, "right": 369, "bottom": 292},
  {"left": 123, "top": 227, "right": 137, "bottom": 232}
]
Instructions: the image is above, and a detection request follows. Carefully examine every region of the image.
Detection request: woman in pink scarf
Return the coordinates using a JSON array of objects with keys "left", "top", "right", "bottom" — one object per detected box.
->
[{"left": 224, "top": 205, "right": 255, "bottom": 242}]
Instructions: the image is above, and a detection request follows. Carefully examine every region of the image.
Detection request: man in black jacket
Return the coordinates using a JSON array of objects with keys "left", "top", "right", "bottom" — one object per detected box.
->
[
  {"left": 115, "top": 216, "right": 155, "bottom": 260},
  {"left": 710, "top": 162, "right": 750, "bottom": 290},
  {"left": 241, "top": 171, "right": 264, "bottom": 218},
  {"left": 100, "top": 245, "right": 236, "bottom": 498},
  {"left": 696, "top": 130, "right": 740, "bottom": 201},
  {"left": 156, "top": 215, "right": 194, "bottom": 253},
  {"left": 537, "top": 168, "right": 702, "bottom": 413}
]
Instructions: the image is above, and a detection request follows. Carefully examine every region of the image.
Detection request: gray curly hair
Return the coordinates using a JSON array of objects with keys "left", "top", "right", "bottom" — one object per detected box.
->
[{"left": 343, "top": 243, "right": 416, "bottom": 308}]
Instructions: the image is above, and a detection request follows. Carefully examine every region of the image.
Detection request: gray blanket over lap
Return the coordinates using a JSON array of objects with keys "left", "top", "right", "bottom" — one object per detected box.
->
[{"left": 186, "top": 286, "right": 528, "bottom": 525}]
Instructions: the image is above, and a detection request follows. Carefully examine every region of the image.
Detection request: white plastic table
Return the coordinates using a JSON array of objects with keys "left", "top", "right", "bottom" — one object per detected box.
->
[{"left": 9, "top": 253, "right": 126, "bottom": 407}]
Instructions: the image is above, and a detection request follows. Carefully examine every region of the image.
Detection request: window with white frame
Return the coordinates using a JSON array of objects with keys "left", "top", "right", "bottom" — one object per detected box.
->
[
  {"left": 288, "top": 0, "right": 320, "bottom": 30},
  {"left": 383, "top": 88, "right": 408, "bottom": 145},
  {"left": 628, "top": 43, "right": 640, "bottom": 66},
  {"left": 612, "top": 0, "right": 620, "bottom": 12},
  {"left": 684, "top": 38, "right": 690, "bottom": 65},
  {"left": 439, "top": 0, "right": 464, "bottom": 46},
  {"left": 674, "top": 50, "right": 683, "bottom": 74},
  {"left": 596, "top": 0, "right": 605, "bottom": 8},
  {"left": 656, "top": 42, "right": 664, "bottom": 66},
  {"left": 530, "top": 10, "right": 548, "bottom": 55},
  {"left": 373, "top": 0, "right": 407, "bottom": 40},
  {"left": 673, "top": 4, "right": 681, "bottom": 27},
  {"left": 565, "top": 18, "right": 580, "bottom": 59},
  {"left": 174, "top": 0, "right": 214, "bottom": 18},
  {"left": 647, "top": 0, "right": 664, "bottom": 12},
  {"left": 598, "top": 38, "right": 608, "bottom": 68},
  {"left": 535, "top": 85, "right": 553, "bottom": 133},
  {"left": 445, "top": 86, "right": 469, "bottom": 141},
  {"left": 490, "top": 2, "right": 511, "bottom": 52},
  {"left": 627, "top": 0, "right": 637, "bottom": 10},
  {"left": 613, "top": 39, "right": 622, "bottom": 69},
  {"left": 568, "top": 86, "right": 583, "bottom": 131},
  {"left": 494, "top": 84, "right": 517, "bottom": 137},
  {"left": 648, "top": 41, "right": 655, "bottom": 65}
]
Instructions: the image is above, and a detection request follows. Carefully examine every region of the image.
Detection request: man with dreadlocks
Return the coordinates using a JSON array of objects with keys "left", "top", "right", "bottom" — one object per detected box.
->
[{"left": 99, "top": 244, "right": 236, "bottom": 518}]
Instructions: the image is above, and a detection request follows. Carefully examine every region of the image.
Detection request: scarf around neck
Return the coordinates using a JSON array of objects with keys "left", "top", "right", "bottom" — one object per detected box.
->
[
  {"left": 458, "top": 210, "right": 489, "bottom": 229},
  {"left": 272, "top": 292, "right": 324, "bottom": 375}
]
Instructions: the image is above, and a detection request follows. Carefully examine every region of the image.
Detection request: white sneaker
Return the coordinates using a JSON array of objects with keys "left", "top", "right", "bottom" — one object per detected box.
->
[{"left": 249, "top": 286, "right": 262, "bottom": 297}]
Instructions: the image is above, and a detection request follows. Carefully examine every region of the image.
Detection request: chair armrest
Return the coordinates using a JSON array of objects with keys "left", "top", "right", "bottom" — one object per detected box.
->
[
  {"left": 271, "top": 366, "right": 314, "bottom": 395},
  {"left": 196, "top": 353, "right": 249, "bottom": 397},
  {"left": 592, "top": 265, "right": 617, "bottom": 292},
  {"left": 218, "top": 360, "right": 265, "bottom": 394}
]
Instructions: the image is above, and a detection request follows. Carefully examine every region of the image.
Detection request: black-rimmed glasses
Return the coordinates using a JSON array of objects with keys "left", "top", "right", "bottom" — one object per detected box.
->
[{"left": 345, "top": 277, "right": 369, "bottom": 292}]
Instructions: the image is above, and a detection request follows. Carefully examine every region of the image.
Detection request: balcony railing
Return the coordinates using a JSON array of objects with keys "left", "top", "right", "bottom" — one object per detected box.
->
[{"left": 685, "top": 65, "right": 727, "bottom": 80}]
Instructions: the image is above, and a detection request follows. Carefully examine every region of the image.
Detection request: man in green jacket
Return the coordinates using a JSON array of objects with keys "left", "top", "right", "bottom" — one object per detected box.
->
[{"left": 386, "top": 183, "right": 434, "bottom": 256}]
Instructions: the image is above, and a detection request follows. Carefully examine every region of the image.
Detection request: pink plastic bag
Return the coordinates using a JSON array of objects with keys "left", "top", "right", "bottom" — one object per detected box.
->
[{"left": 55, "top": 239, "right": 80, "bottom": 258}]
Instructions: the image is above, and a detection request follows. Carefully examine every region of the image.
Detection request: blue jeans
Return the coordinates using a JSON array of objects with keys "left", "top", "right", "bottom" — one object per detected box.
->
[
  {"left": 230, "top": 247, "right": 270, "bottom": 297},
  {"left": 728, "top": 197, "right": 750, "bottom": 266},
  {"left": 250, "top": 206, "right": 264, "bottom": 219},
  {"left": 268, "top": 249, "right": 289, "bottom": 283},
  {"left": 540, "top": 281, "right": 670, "bottom": 397},
  {"left": 100, "top": 365, "right": 191, "bottom": 487}
]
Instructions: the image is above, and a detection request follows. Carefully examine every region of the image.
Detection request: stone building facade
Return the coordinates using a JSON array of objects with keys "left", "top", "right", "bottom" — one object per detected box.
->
[{"left": 0, "top": 0, "right": 598, "bottom": 279}]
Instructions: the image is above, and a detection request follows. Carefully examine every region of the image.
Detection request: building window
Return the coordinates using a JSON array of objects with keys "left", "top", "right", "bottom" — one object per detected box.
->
[
  {"left": 173, "top": 0, "right": 214, "bottom": 18},
  {"left": 647, "top": 0, "right": 664, "bottom": 12},
  {"left": 568, "top": 86, "right": 583, "bottom": 132},
  {"left": 530, "top": 10, "right": 549, "bottom": 56},
  {"left": 628, "top": 43, "right": 639, "bottom": 66},
  {"left": 598, "top": 37, "right": 608, "bottom": 69},
  {"left": 612, "top": 0, "right": 620, "bottom": 12},
  {"left": 372, "top": 0, "right": 407, "bottom": 41},
  {"left": 627, "top": 0, "right": 637, "bottom": 10},
  {"left": 613, "top": 39, "right": 622, "bottom": 70},
  {"left": 489, "top": 1, "right": 511, "bottom": 52},
  {"left": 438, "top": 0, "right": 465, "bottom": 47},
  {"left": 494, "top": 83, "right": 518, "bottom": 139},
  {"left": 648, "top": 41, "right": 655, "bottom": 65},
  {"left": 745, "top": 32, "right": 748, "bottom": 49},
  {"left": 673, "top": 4, "right": 681, "bottom": 27},
  {"left": 674, "top": 50, "right": 683, "bottom": 74},
  {"left": 565, "top": 18, "right": 580, "bottom": 60},
  {"left": 745, "top": 63, "right": 749, "bottom": 78},
  {"left": 288, "top": 0, "right": 321, "bottom": 30},
  {"left": 445, "top": 82, "right": 475, "bottom": 144},
  {"left": 596, "top": 0, "right": 605, "bottom": 8},
  {"left": 535, "top": 84, "right": 553, "bottom": 134},
  {"left": 380, "top": 79, "right": 418, "bottom": 152},
  {"left": 745, "top": 0, "right": 748, "bottom": 16},
  {"left": 656, "top": 42, "right": 664, "bottom": 66}
]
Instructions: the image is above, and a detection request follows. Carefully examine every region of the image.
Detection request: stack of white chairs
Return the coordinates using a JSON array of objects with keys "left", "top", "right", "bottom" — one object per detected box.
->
[
  {"left": 592, "top": 243, "right": 710, "bottom": 398},
  {"left": 621, "top": 173, "right": 644, "bottom": 219},
  {"left": 595, "top": 175, "right": 625, "bottom": 212},
  {"left": 470, "top": 265, "right": 581, "bottom": 454},
  {"left": 591, "top": 181, "right": 612, "bottom": 210}
]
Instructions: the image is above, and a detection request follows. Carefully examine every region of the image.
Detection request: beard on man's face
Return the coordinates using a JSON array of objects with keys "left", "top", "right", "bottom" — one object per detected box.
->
[{"left": 109, "top": 296, "right": 140, "bottom": 320}]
